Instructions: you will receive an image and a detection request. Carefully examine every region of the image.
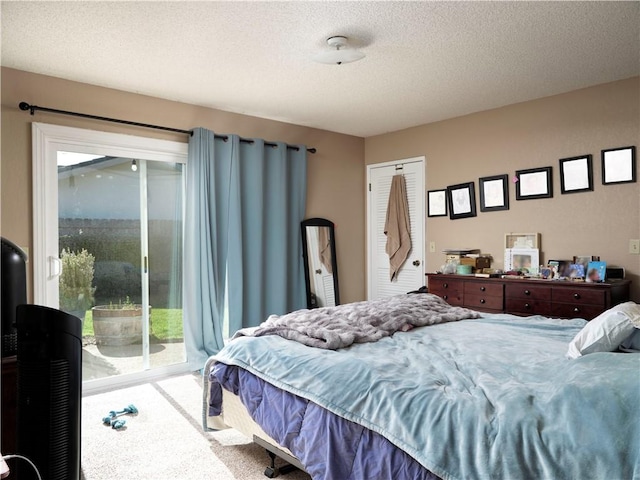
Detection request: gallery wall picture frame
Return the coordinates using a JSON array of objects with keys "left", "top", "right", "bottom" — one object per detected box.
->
[
  {"left": 559, "top": 154, "right": 593, "bottom": 194},
  {"left": 601, "top": 146, "right": 636, "bottom": 185},
  {"left": 515, "top": 166, "right": 553, "bottom": 200},
  {"left": 427, "top": 189, "right": 448, "bottom": 217},
  {"left": 446, "top": 181, "right": 476, "bottom": 220},
  {"left": 479, "top": 174, "right": 509, "bottom": 212}
]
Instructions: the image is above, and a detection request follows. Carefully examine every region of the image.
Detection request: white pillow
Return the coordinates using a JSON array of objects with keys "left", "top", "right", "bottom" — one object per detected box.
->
[
  {"left": 566, "top": 301, "right": 640, "bottom": 359},
  {"left": 620, "top": 329, "right": 640, "bottom": 352}
]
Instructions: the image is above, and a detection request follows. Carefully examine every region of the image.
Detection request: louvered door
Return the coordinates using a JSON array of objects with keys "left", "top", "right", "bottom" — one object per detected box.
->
[{"left": 367, "top": 157, "right": 425, "bottom": 300}]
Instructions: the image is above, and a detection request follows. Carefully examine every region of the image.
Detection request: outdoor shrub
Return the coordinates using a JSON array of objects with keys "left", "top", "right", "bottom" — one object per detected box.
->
[{"left": 60, "top": 248, "right": 96, "bottom": 313}]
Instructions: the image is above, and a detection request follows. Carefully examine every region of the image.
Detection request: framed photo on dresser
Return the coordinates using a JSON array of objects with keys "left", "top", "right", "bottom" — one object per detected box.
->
[{"left": 586, "top": 261, "right": 607, "bottom": 283}]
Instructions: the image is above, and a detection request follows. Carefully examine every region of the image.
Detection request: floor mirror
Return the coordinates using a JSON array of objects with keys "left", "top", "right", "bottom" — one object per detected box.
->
[{"left": 301, "top": 218, "right": 339, "bottom": 308}]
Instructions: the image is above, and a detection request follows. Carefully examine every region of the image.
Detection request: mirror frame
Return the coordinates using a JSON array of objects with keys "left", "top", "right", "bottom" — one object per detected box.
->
[{"left": 301, "top": 217, "right": 340, "bottom": 308}]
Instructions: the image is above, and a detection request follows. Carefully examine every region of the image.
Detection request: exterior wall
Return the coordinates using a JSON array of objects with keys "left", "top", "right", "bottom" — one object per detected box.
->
[
  {"left": 366, "top": 77, "right": 640, "bottom": 301},
  {"left": 1, "top": 67, "right": 366, "bottom": 304}
]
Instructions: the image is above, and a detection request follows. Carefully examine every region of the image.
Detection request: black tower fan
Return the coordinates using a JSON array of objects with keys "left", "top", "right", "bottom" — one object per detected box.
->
[
  {"left": 1, "top": 237, "right": 27, "bottom": 356},
  {"left": 16, "top": 304, "right": 82, "bottom": 480}
]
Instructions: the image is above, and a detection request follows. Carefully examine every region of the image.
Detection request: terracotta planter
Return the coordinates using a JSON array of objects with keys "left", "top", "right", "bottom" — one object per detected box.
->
[{"left": 92, "top": 305, "right": 149, "bottom": 346}]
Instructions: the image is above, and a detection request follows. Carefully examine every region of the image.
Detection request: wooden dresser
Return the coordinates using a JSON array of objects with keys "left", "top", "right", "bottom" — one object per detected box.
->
[{"left": 426, "top": 274, "right": 631, "bottom": 319}]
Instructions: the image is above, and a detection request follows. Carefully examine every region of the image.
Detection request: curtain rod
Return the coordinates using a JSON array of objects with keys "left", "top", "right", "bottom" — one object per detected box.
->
[{"left": 18, "top": 102, "right": 316, "bottom": 154}]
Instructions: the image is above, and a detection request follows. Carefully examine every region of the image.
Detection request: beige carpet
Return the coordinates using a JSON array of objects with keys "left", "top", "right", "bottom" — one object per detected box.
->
[{"left": 81, "top": 373, "right": 311, "bottom": 480}]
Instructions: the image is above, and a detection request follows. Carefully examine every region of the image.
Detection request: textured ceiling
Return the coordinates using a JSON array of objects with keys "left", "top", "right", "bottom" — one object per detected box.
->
[{"left": 2, "top": 1, "right": 639, "bottom": 137}]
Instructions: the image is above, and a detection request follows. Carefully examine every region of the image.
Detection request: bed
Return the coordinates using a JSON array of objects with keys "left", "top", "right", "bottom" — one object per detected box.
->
[{"left": 203, "top": 293, "right": 640, "bottom": 480}]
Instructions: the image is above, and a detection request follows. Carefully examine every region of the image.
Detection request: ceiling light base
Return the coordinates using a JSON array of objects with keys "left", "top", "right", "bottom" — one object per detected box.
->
[
  {"left": 313, "top": 35, "right": 365, "bottom": 65},
  {"left": 326, "top": 36, "right": 349, "bottom": 50}
]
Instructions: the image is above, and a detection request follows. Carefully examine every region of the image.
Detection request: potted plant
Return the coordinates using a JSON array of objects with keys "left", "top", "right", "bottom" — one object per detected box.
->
[
  {"left": 59, "top": 248, "right": 96, "bottom": 322},
  {"left": 92, "top": 296, "right": 150, "bottom": 346}
]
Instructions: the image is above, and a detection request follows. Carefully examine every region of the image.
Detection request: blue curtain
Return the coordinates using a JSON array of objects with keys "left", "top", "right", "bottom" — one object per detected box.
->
[
  {"left": 184, "top": 128, "right": 234, "bottom": 367},
  {"left": 184, "top": 129, "right": 307, "bottom": 367},
  {"left": 227, "top": 139, "right": 308, "bottom": 333}
]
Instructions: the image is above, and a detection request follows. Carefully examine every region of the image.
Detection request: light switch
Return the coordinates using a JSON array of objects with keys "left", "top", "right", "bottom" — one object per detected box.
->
[
  {"left": 429, "top": 241, "right": 436, "bottom": 253},
  {"left": 630, "top": 239, "right": 640, "bottom": 255}
]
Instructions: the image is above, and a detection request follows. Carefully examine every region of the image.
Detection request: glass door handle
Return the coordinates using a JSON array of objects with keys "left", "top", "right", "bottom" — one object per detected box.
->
[{"left": 49, "top": 256, "right": 62, "bottom": 278}]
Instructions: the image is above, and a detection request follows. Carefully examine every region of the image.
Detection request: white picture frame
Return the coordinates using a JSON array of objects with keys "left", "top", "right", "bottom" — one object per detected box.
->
[
  {"left": 504, "top": 248, "right": 539, "bottom": 274},
  {"left": 504, "top": 233, "right": 540, "bottom": 249}
]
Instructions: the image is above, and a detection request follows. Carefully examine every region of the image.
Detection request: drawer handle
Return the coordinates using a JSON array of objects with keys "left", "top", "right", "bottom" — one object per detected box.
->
[
  {"left": 480, "top": 286, "right": 486, "bottom": 291},
  {"left": 573, "top": 293, "right": 581, "bottom": 300},
  {"left": 524, "top": 290, "right": 531, "bottom": 295},
  {"left": 525, "top": 303, "right": 531, "bottom": 309},
  {"left": 443, "top": 295, "right": 448, "bottom": 300},
  {"left": 480, "top": 299, "right": 486, "bottom": 304},
  {"left": 574, "top": 307, "right": 580, "bottom": 313},
  {"left": 443, "top": 283, "right": 448, "bottom": 288}
]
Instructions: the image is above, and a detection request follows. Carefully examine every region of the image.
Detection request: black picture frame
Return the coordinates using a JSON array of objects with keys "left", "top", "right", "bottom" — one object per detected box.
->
[
  {"left": 479, "top": 174, "right": 509, "bottom": 212},
  {"left": 601, "top": 146, "right": 636, "bottom": 185},
  {"left": 515, "top": 166, "right": 553, "bottom": 200},
  {"left": 427, "top": 189, "right": 448, "bottom": 217},
  {"left": 446, "top": 182, "right": 476, "bottom": 220},
  {"left": 559, "top": 154, "right": 593, "bottom": 194}
]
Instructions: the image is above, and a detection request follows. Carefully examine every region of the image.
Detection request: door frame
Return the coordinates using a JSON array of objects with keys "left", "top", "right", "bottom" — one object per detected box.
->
[
  {"left": 32, "top": 123, "right": 188, "bottom": 304},
  {"left": 366, "top": 156, "right": 425, "bottom": 300},
  {"left": 32, "top": 123, "right": 189, "bottom": 392}
]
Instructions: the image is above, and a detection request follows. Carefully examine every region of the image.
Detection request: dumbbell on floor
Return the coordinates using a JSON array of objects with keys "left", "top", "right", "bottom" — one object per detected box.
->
[{"left": 102, "top": 404, "right": 138, "bottom": 429}]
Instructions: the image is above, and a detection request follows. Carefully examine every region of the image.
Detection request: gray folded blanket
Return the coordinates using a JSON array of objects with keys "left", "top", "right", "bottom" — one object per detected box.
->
[{"left": 235, "top": 293, "right": 480, "bottom": 349}]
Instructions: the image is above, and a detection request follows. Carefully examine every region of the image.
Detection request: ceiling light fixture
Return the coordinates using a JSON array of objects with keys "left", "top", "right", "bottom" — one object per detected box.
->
[
  {"left": 131, "top": 159, "right": 138, "bottom": 172},
  {"left": 313, "top": 36, "right": 365, "bottom": 65}
]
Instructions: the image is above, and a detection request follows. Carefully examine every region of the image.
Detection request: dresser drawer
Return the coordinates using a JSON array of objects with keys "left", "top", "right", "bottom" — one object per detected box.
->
[
  {"left": 464, "top": 281, "right": 503, "bottom": 297},
  {"left": 551, "top": 303, "right": 603, "bottom": 320},
  {"left": 428, "top": 278, "right": 464, "bottom": 306},
  {"left": 505, "top": 298, "right": 552, "bottom": 316},
  {"left": 552, "top": 288, "right": 606, "bottom": 306},
  {"left": 438, "top": 291, "right": 463, "bottom": 306},
  {"left": 464, "top": 293, "right": 503, "bottom": 311},
  {"left": 505, "top": 283, "right": 551, "bottom": 301}
]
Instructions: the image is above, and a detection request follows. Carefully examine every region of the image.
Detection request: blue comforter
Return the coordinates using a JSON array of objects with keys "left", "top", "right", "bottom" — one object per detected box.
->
[{"left": 211, "top": 314, "right": 640, "bottom": 480}]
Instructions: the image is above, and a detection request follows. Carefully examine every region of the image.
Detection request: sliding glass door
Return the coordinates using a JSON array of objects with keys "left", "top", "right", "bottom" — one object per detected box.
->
[{"left": 33, "top": 123, "right": 190, "bottom": 392}]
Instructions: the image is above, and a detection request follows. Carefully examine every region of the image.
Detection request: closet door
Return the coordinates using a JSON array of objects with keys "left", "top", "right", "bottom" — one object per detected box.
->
[{"left": 367, "top": 157, "right": 425, "bottom": 300}]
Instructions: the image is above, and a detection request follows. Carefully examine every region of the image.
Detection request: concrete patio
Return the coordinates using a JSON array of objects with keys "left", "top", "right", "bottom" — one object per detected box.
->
[{"left": 82, "top": 339, "right": 186, "bottom": 381}]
